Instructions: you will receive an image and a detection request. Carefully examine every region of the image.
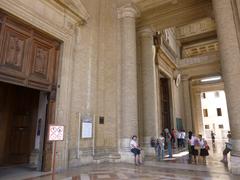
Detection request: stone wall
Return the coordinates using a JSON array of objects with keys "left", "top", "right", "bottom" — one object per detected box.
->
[
  {"left": 68, "top": 0, "right": 121, "bottom": 167},
  {"left": 0, "top": 0, "right": 122, "bottom": 170}
]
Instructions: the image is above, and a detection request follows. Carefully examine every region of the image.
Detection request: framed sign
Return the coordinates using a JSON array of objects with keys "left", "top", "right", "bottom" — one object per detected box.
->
[
  {"left": 81, "top": 115, "right": 93, "bottom": 138},
  {"left": 81, "top": 121, "right": 92, "bottom": 138},
  {"left": 48, "top": 125, "right": 64, "bottom": 141}
]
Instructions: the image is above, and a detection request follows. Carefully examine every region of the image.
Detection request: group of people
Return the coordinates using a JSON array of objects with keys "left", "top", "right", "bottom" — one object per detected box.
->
[
  {"left": 151, "top": 128, "right": 182, "bottom": 160},
  {"left": 130, "top": 128, "right": 187, "bottom": 165},
  {"left": 130, "top": 130, "right": 232, "bottom": 166},
  {"left": 188, "top": 131, "right": 209, "bottom": 164}
]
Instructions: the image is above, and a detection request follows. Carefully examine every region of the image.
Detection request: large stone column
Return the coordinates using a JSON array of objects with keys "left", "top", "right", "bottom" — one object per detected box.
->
[
  {"left": 182, "top": 76, "right": 193, "bottom": 132},
  {"left": 192, "top": 92, "right": 203, "bottom": 135},
  {"left": 118, "top": 4, "right": 139, "bottom": 160},
  {"left": 138, "top": 28, "right": 158, "bottom": 155},
  {"left": 213, "top": 0, "right": 240, "bottom": 174}
]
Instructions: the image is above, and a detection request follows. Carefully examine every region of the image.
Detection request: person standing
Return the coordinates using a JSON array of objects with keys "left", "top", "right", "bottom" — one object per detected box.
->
[
  {"left": 181, "top": 130, "right": 186, "bottom": 148},
  {"left": 156, "top": 133, "right": 165, "bottom": 161},
  {"left": 165, "top": 128, "right": 172, "bottom": 158},
  {"left": 171, "top": 129, "right": 176, "bottom": 149},
  {"left": 177, "top": 130, "right": 181, "bottom": 148},
  {"left": 199, "top": 134, "right": 209, "bottom": 164},
  {"left": 188, "top": 131, "right": 193, "bottom": 162},
  {"left": 190, "top": 133, "right": 199, "bottom": 163},
  {"left": 130, "top": 135, "right": 141, "bottom": 165},
  {"left": 211, "top": 131, "right": 216, "bottom": 145},
  {"left": 221, "top": 131, "right": 232, "bottom": 163}
]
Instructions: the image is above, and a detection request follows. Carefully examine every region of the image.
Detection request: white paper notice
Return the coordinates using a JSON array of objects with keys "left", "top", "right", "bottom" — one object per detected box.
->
[{"left": 82, "top": 122, "right": 92, "bottom": 138}]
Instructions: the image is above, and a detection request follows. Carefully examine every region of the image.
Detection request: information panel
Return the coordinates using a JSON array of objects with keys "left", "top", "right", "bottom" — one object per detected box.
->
[
  {"left": 49, "top": 125, "right": 64, "bottom": 141},
  {"left": 81, "top": 122, "right": 92, "bottom": 138}
]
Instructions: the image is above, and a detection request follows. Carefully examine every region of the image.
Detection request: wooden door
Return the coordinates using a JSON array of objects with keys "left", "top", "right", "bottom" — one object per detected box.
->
[
  {"left": 8, "top": 115, "right": 31, "bottom": 164},
  {"left": 160, "top": 78, "right": 171, "bottom": 130},
  {"left": 0, "top": 10, "right": 59, "bottom": 170},
  {"left": 7, "top": 84, "right": 39, "bottom": 164}
]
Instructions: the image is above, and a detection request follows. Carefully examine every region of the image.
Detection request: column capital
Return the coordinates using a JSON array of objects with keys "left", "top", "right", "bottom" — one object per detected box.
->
[
  {"left": 137, "top": 27, "right": 155, "bottom": 37},
  {"left": 117, "top": 3, "right": 140, "bottom": 19},
  {"left": 181, "top": 74, "right": 190, "bottom": 81}
]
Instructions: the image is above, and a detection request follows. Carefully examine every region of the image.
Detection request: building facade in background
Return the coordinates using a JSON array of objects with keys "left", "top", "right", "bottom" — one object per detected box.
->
[{"left": 201, "top": 91, "right": 230, "bottom": 139}]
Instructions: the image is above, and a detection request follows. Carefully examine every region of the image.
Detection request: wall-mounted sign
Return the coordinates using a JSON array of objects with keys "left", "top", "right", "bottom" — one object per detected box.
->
[
  {"left": 81, "top": 121, "right": 92, "bottom": 138},
  {"left": 48, "top": 125, "right": 64, "bottom": 141}
]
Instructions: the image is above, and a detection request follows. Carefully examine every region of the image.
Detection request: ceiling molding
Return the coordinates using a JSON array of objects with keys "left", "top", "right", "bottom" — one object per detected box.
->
[
  {"left": 176, "top": 17, "right": 216, "bottom": 40},
  {"left": 132, "top": 0, "right": 174, "bottom": 12},
  {"left": 136, "top": 0, "right": 212, "bottom": 30},
  {"left": 182, "top": 40, "right": 218, "bottom": 58}
]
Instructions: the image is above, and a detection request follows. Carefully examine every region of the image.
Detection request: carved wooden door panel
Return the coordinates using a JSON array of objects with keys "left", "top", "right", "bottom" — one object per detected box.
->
[
  {"left": 160, "top": 78, "right": 171, "bottom": 130},
  {"left": 0, "top": 11, "right": 60, "bottom": 92}
]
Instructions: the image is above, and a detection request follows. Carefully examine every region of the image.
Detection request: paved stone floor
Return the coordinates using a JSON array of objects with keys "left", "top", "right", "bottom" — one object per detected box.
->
[{"left": 0, "top": 140, "right": 239, "bottom": 180}]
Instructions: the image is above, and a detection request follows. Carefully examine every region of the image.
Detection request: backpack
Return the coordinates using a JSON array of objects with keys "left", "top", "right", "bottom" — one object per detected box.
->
[{"left": 150, "top": 137, "right": 156, "bottom": 147}]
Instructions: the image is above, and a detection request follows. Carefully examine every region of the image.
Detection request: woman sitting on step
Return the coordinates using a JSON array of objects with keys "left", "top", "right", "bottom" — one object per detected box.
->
[{"left": 130, "top": 135, "right": 142, "bottom": 165}]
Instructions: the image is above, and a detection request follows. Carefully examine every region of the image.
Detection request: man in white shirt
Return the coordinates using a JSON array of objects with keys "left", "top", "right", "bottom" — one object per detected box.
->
[{"left": 180, "top": 130, "right": 186, "bottom": 148}]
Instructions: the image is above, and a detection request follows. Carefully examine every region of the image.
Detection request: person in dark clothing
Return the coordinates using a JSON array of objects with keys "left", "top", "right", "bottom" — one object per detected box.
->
[
  {"left": 188, "top": 131, "right": 193, "bottom": 162},
  {"left": 211, "top": 131, "right": 216, "bottom": 145}
]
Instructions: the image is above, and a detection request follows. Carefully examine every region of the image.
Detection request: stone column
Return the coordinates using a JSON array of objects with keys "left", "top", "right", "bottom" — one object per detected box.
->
[
  {"left": 138, "top": 28, "right": 158, "bottom": 155},
  {"left": 118, "top": 4, "right": 139, "bottom": 159},
  {"left": 213, "top": 0, "right": 240, "bottom": 174},
  {"left": 182, "top": 76, "right": 193, "bottom": 132},
  {"left": 192, "top": 92, "right": 203, "bottom": 135}
]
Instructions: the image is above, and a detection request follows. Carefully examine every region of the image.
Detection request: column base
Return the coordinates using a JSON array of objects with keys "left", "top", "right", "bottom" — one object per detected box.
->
[
  {"left": 119, "top": 138, "right": 134, "bottom": 163},
  {"left": 29, "top": 149, "right": 40, "bottom": 168},
  {"left": 143, "top": 136, "right": 156, "bottom": 156},
  {"left": 230, "top": 155, "right": 240, "bottom": 175}
]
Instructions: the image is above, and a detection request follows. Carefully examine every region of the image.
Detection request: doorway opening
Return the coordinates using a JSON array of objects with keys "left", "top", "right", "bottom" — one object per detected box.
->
[
  {"left": 0, "top": 81, "right": 48, "bottom": 171},
  {"left": 159, "top": 77, "right": 172, "bottom": 130}
]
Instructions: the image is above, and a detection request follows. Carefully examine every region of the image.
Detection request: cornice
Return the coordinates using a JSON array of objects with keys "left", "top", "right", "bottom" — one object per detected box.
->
[
  {"left": 157, "top": 48, "right": 177, "bottom": 70},
  {"left": 50, "top": 0, "right": 90, "bottom": 25},
  {"left": 178, "top": 52, "right": 220, "bottom": 69}
]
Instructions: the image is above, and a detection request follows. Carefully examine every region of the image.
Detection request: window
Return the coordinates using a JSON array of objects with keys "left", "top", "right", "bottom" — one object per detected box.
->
[
  {"left": 202, "top": 92, "right": 206, "bottom": 99},
  {"left": 203, "top": 109, "right": 208, "bottom": 117},
  {"left": 217, "top": 108, "right": 222, "bottom": 116},
  {"left": 215, "top": 91, "right": 220, "bottom": 98},
  {"left": 205, "top": 125, "right": 210, "bottom": 129},
  {"left": 219, "top": 124, "right": 224, "bottom": 129}
]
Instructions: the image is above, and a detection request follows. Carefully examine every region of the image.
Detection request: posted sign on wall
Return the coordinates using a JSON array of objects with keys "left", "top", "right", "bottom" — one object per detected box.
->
[{"left": 48, "top": 125, "right": 64, "bottom": 141}]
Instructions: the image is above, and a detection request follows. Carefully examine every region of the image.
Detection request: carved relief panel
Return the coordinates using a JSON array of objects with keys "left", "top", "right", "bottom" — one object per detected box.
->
[
  {"left": 1, "top": 26, "right": 30, "bottom": 72},
  {"left": 0, "top": 11, "right": 60, "bottom": 91},
  {"left": 31, "top": 41, "right": 50, "bottom": 79}
]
